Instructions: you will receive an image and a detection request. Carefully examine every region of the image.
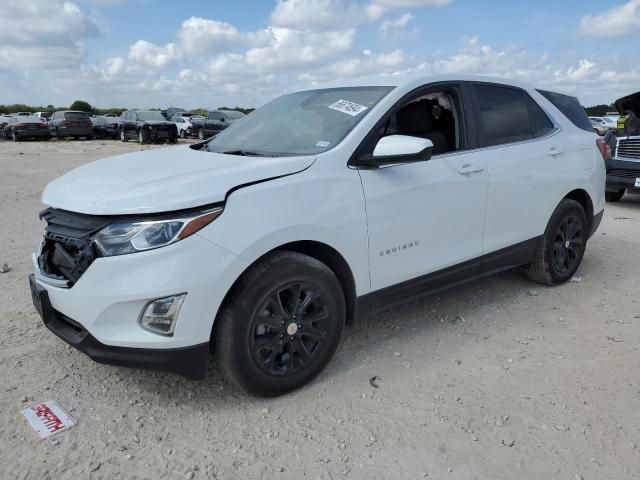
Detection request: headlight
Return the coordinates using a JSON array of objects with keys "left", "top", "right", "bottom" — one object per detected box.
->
[{"left": 94, "top": 206, "right": 223, "bottom": 256}]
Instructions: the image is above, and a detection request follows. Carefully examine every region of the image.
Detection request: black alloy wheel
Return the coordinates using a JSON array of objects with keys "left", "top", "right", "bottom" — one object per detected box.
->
[
  {"left": 551, "top": 214, "right": 583, "bottom": 275},
  {"left": 249, "top": 282, "right": 331, "bottom": 377},
  {"left": 526, "top": 199, "right": 588, "bottom": 285},
  {"left": 215, "top": 251, "right": 345, "bottom": 397}
]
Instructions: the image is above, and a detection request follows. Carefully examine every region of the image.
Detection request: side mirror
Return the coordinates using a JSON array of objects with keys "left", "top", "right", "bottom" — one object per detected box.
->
[{"left": 359, "top": 135, "right": 433, "bottom": 167}]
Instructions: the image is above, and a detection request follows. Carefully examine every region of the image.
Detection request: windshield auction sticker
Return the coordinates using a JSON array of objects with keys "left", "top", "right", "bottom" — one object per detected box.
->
[
  {"left": 21, "top": 400, "right": 77, "bottom": 439},
  {"left": 328, "top": 99, "right": 368, "bottom": 116}
]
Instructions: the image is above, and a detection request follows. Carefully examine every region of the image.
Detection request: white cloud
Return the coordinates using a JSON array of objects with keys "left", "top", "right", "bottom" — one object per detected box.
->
[
  {"left": 379, "top": 12, "right": 415, "bottom": 40},
  {"left": 0, "top": 0, "right": 100, "bottom": 71},
  {"left": 578, "top": 0, "right": 640, "bottom": 37},
  {"left": 177, "top": 17, "right": 243, "bottom": 55}
]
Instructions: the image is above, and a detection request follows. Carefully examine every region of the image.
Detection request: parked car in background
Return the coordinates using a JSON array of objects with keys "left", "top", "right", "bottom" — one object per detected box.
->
[
  {"left": 588, "top": 116, "right": 616, "bottom": 136},
  {"left": 605, "top": 91, "right": 640, "bottom": 202},
  {"left": 103, "top": 113, "right": 122, "bottom": 118},
  {"left": 590, "top": 118, "right": 609, "bottom": 136},
  {"left": 194, "top": 110, "right": 245, "bottom": 139},
  {"left": 30, "top": 75, "right": 605, "bottom": 396},
  {"left": 173, "top": 116, "right": 194, "bottom": 138},
  {"left": 33, "top": 112, "right": 52, "bottom": 123},
  {"left": 14, "top": 112, "right": 32, "bottom": 117},
  {"left": 91, "top": 116, "right": 121, "bottom": 139},
  {"left": 0, "top": 114, "right": 11, "bottom": 131},
  {"left": 49, "top": 111, "right": 94, "bottom": 139},
  {"left": 3, "top": 116, "right": 50, "bottom": 141},
  {"left": 120, "top": 110, "right": 178, "bottom": 144}
]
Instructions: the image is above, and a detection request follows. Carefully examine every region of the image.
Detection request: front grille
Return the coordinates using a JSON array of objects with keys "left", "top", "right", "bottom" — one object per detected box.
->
[
  {"left": 38, "top": 208, "right": 111, "bottom": 287},
  {"left": 617, "top": 138, "right": 640, "bottom": 160},
  {"left": 608, "top": 168, "right": 640, "bottom": 178}
]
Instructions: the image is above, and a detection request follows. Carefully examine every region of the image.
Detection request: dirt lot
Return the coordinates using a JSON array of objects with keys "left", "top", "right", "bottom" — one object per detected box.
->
[{"left": 1, "top": 139, "right": 639, "bottom": 480}]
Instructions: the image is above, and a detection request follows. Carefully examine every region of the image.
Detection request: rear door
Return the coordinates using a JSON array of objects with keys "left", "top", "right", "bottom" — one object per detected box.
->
[{"left": 467, "top": 83, "right": 563, "bottom": 254}]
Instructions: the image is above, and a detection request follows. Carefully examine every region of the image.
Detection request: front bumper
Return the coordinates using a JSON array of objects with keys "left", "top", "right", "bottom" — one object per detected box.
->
[
  {"left": 29, "top": 274, "right": 209, "bottom": 379},
  {"left": 605, "top": 158, "right": 640, "bottom": 192},
  {"left": 31, "top": 232, "right": 249, "bottom": 378}
]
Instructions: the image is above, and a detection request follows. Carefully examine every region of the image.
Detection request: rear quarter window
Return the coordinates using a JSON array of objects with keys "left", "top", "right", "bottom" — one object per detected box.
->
[{"left": 537, "top": 90, "right": 592, "bottom": 132}]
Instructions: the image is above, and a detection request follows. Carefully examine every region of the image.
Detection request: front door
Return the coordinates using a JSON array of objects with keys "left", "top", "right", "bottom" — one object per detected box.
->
[{"left": 358, "top": 84, "right": 488, "bottom": 294}]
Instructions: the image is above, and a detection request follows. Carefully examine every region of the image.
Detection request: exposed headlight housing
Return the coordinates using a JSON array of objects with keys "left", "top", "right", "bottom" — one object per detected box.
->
[{"left": 94, "top": 206, "right": 223, "bottom": 257}]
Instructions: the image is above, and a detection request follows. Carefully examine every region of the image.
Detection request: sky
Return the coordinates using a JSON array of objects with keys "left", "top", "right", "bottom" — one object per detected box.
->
[{"left": 0, "top": 0, "right": 636, "bottom": 110}]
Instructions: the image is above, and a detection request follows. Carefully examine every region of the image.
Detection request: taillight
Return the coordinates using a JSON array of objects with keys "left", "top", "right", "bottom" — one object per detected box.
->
[
  {"left": 62, "top": 121, "right": 71, "bottom": 126},
  {"left": 39, "top": 123, "right": 47, "bottom": 128},
  {"left": 15, "top": 123, "right": 25, "bottom": 128},
  {"left": 596, "top": 138, "right": 609, "bottom": 160}
]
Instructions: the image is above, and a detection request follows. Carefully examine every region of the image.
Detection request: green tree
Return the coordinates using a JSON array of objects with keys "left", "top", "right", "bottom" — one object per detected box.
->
[{"left": 69, "top": 100, "right": 93, "bottom": 113}]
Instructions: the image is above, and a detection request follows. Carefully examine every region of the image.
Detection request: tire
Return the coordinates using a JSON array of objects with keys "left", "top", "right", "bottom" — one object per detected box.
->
[
  {"left": 215, "top": 251, "right": 345, "bottom": 397},
  {"left": 138, "top": 130, "right": 147, "bottom": 144},
  {"left": 525, "top": 199, "right": 588, "bottom": 286},
  {"left": 120, "top": 129, "right": 128, "bottom": 142},
  {"left": 605, "top": 189, "right": 625, "bottom": 202},
  {"left": 12, "top": 131, "right": 18, "bottom": 142},
  {"left": 55, "top": 128, "right": 62, "bottom": 140},
  {"left": 179, "top": 129, "right": 186, "bottom": 139},
  {"left": 198, "top": 129, "right": 204, "bottom": 140}
]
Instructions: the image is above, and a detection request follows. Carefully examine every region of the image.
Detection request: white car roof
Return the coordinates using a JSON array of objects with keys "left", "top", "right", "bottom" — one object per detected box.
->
[{"left": 303, "top": 74, "right": 573, "bottom": 98}]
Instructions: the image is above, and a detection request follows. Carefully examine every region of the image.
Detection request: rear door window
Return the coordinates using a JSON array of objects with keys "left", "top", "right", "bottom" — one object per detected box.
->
[
  {"left": 474, "top": 84, "right": 554, "bottom": 147},
  {"left": 537, "top": 90, "right": 592, "bottom": 132}
]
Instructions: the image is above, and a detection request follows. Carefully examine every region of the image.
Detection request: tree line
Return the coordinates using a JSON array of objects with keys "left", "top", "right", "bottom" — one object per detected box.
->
[{"left": 0, "top": 100, "right": 254, "bottom": 116}]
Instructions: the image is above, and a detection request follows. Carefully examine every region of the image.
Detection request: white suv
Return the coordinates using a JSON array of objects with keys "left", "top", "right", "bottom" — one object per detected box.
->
[{"left": 30, "top": 75, "right": 605, "bottom": 396}]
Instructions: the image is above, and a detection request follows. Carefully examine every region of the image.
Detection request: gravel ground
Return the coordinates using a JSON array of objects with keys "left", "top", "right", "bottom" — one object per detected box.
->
[{"left": 1, "top": 140, "right": 639, "bottom": 480}]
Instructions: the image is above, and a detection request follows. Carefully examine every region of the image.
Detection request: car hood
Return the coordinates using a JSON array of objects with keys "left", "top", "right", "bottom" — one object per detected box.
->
[
  {"left": 615, "top": 91, "right": 640, "bottom": 116},
  {"left": 42, "top": 145, "right": 316, "bottom": 215}
]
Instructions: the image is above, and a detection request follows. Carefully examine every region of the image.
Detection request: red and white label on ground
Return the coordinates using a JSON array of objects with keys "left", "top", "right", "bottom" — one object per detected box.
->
[{"left": 20, "top": 400, "right": 76, "bottom": 439}]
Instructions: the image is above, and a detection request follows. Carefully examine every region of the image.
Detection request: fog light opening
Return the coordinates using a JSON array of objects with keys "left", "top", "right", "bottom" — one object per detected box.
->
[{"left": 140, "top": 294, "right": 187, "bottom": 336}]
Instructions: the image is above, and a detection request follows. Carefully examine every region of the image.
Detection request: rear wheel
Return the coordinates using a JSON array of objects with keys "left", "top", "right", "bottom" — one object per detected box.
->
[
  {"left": 215, "top": 251, "right": 345, "bottom": 397},
  {"left": 605, "top": 189, "right": 625, "bottom": 202},
  {"left": 526, "top": 199, "right": 588, "bottom": 286}
]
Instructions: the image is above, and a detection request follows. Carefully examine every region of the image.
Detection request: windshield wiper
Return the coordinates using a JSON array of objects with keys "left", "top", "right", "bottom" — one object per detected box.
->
[{"left": 221, "top": 150, "right": 269, "bottom": 157}]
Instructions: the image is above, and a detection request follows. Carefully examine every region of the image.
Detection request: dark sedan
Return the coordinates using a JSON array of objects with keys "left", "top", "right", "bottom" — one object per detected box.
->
[
  {"left": 3, "top": 116, "right": 50, "bottom": 141},
  {"left": 120, "top": 110, "right": 178, "bottom": 144},
  {"left": 91, "top": 116, "right": 121, "bottom": 139}
]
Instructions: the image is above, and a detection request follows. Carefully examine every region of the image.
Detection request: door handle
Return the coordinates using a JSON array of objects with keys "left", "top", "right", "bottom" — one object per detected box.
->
[
  {"left": 457, "top": 164, "right": 485, "bottom": 175},
  {"left": 548, "top": 148, "right": 565, "bottom": 157}
]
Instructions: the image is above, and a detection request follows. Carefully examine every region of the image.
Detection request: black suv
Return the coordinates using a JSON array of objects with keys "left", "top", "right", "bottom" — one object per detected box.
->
[
  {"left": 195, "top": 110, "right": 245, "bottom": 140},
  {"left": 49, "top": 111, "right": 94, "bottom": 139},
  {"left": 605, "top": 91, "right": 640, "bottom": 202},
  {"left": 120, "top": 110, "right": 178, "bottom": 144}
]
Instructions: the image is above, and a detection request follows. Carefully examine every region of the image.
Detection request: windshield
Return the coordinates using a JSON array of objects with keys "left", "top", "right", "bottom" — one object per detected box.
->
[
  {"left": 205, "top": 86, "right": 393, "bottom": 157},
  {"left": 64, "top": 112, "right": 90, "bottom": 121},
  {"left": 137, "top": 111, "right": 167, "bottom": 121}
]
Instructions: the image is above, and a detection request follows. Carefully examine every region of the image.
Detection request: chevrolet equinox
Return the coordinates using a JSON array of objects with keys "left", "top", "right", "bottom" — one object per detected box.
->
[{"left": 30, "top": 75, "right": 606, "bottom": 396}]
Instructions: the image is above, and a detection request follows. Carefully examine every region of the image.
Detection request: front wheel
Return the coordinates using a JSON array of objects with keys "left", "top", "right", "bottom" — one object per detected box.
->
[
  {"left": 198, "top": 129, "right": 204, "bottom": 140},
  {"left": 215, "top": 251, "right": 345, "bottom": 397},
  {"left": 138, "top": 130, "right": 147, "bottom": 144},
  {"left": 605, "top": 189, "right": 625, "bottom": 202},
  {"left": 525, "top": 199, "right": 588, "bottom": 286},
  {"left": 179, "top": 129, "right": 186, "bottom": 139},
  {"left": 120, "top": 129, "right": 128, "bottom": 142}
]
